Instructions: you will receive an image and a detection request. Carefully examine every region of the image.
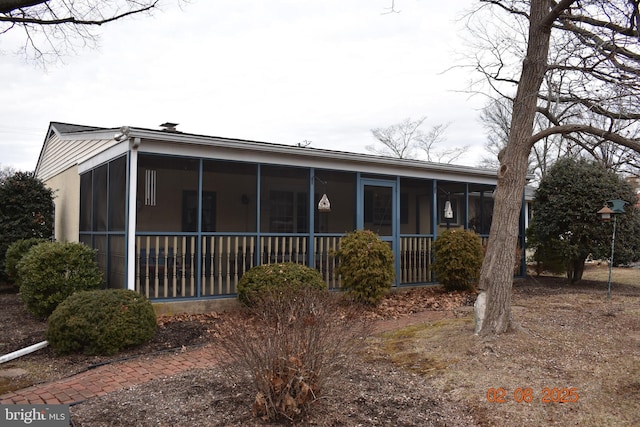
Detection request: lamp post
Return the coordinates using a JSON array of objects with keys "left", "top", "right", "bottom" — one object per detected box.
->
[{"left": 597, "top": 199, "right": 627, "bottom": 300}]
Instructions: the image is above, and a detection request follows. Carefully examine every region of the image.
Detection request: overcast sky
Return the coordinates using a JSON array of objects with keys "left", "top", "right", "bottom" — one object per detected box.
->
[{"left": 0, "top": 0, "right": 491, "bottom": 172}]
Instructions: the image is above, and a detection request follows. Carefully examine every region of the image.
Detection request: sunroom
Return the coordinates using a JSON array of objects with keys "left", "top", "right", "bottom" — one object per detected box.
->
[{"left": 35, "top": 122, "right": 522, "bottom": 304}]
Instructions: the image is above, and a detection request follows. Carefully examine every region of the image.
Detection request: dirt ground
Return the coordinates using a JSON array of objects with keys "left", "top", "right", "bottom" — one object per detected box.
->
[{"left": 1, "top": 264, "right": 639, "bottom": 426}]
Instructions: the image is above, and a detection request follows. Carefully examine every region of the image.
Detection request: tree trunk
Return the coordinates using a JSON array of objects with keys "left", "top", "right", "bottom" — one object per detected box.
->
[
  {"left": 567, "top": 258, "right": 586, "bottom": 283},
  {"left": 476, "top": 0, "right": 555, "bottom": 336}
]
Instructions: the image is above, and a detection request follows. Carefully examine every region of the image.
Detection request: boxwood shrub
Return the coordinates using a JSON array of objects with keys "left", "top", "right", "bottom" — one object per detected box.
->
[
  {"left": 237, "top": 262, "right": 328, "bottom": 305},
  {"left": 46, "top": 289, "right": 157, "bottom": 356},
  {"left": 4, "top": 238, "right": 48, "bottom": 289},
  {"left": 17, "top": 241, "right": 103, "bottom": 318},
  {"left": 433, "top": 229, "right": 483, "bottom": 291},
  {"left": 335, "top": 230, "right": 395, "bottom": 305}
]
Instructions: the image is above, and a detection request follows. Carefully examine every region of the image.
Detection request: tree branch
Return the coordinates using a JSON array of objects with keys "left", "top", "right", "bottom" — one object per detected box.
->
[
  {"left": 529, "top": 124, "right": 640, "bottom": 152},
  {"left": 0, "top": 1, "right": 159, "bottom": 26},
  {"left": 541, "top": 0, "right": 577, "bottom": 29},
  {"left": 560, "top": 9, "right": 640, "bottom": 37},
  {"left": 0, "top": 0, "right": 47, "bottom": 14}
]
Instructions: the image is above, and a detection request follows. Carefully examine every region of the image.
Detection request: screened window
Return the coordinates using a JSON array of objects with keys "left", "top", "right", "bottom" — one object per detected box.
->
[
  {"left": 261, "top": 166, "right": 308, "bottom": 233},
  {"left": 136, "top": 155, "right": 199, "bottom": 232},
  {"left": 79, "top": 173, "right": 92, "bottom": 232},
  {"left": 108, "top": 156, "right": 127, "bottom": 231},
  {"left": 313, "top": 170, "right": 356, "bottom": 233},
  {"left": 399, "top": 178, "right": 432, "bottom": 235},
  {"left": 92, "top": 164, "right": 108, "bottom": 232},
  {"left": 202, "top": 160, "right": 257, "bottom": 232}
]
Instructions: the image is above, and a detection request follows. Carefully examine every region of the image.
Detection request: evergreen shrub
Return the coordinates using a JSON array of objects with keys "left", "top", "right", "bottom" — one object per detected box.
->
[
  {"left": 335, "top": 229, "right": 395, "bottom": 305},
  {"left": 18, "top": 241, "right": 102, "bottom": 318},
  {"left": 237, "top": 262, "right": 328, "bottom": 305},
  {"left": 46, "top": 289, "right": 157, "bottom": 356},
  {"left": 5, "top": 238, "right": 48, "bottom": 289},
  {"left": 433, "top": 229, "right": 483, "bottom": 291},
  {"left": 0, "top": 171, "right": 54, "bottom": 282}
]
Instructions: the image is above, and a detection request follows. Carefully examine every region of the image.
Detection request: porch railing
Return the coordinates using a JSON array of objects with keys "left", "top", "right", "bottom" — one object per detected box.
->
[
  {"left": 136, "top": 233, "right": 441, "bottom": 299},
  {"left": 136, "top": 234, "right": 340, "bottom": 298},
  {"left": 201, "top": 235, "right": 256, "bottom": 296},
  {"left": 314, "top": 236, "right": 341, "bottom": 288},
  {"left": 399, "top": 236, "right": 432, "bottom": 284},
  {"left": 136, "top": 235, "right": 198, "bottom": 299}
]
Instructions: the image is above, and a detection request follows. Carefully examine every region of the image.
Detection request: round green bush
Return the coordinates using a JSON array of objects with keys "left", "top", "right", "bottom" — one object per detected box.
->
[
  {"left": 5, "top": 238, "right": 48, "bottom": 288},
  {"left": 18, "top": 241, "right": 103, "bottom": 318},
  {"left": 237, "top": 262, "right": 328, "bottom": 305},
  {"left": 335, "top": 230, "right": 395, "bottom": 305},
  {"left": 433, "top": 229, "right": 483, "bottom": 291},
  {"left": 46, "top": 289, "right": 157, "bottom": 356}
]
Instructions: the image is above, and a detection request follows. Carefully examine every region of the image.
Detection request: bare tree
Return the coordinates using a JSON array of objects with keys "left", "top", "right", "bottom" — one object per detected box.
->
[
  {"left": 0, "top": 164, "right": 16, "bottom": 182},
  {"left": 468, "top": 0, "right": 640, "bottom": 335},
  {"left": 368, "top": 116, "right": 466, "bottom": 163},
  {"left": 0, "top": 0, "right": 162, "bottom": 64},
  {"left": 477, "top": 94, "right": 634, "bottom": 184}
]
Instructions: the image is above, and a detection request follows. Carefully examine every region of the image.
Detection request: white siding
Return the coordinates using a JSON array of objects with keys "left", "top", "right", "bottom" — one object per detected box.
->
[{"left": 36, "top": 132, "right": 118, "bottom": 182}]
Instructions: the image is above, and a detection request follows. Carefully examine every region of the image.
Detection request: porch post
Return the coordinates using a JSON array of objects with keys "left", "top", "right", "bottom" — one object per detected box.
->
[
  {"left": 464, "top": 183, "right": 469, "bottom": 229},
  {"left": 394, "top": 176, "right": 401, "bottom": 286},
  {"left": 126, "top": 138, "right": 140, "bottom": 291},
  {"left": 309, "top": 168, "right": 316, "bottom": 267},
  {"left": 356, "top": 173, "right": 363, "bottom": 229},
  {"left": 431, "top": 180, "right": 438, "bottom": 239}
]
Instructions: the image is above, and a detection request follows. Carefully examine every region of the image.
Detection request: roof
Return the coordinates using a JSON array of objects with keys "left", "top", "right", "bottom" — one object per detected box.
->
[
  {"left": 35, "top": 121, "right": 501, "bottom": 185},
  {"left": 48, "top": 123, "right": 104, "bottom": 134}
]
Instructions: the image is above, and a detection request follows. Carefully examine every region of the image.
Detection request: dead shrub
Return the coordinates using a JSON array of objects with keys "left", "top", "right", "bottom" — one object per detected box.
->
[{"left": 217, "top": 286, "right": 370, "bottom": 422}]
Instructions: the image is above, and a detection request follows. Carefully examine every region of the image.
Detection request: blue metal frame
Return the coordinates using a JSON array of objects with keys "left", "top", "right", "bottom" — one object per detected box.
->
[{"left": 358, "top": 176, "right": 399, "bottom": 285}]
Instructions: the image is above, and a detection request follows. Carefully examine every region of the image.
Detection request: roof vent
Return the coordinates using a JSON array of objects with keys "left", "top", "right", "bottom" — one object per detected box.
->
[{"left": 160, "top": 122, "right": 180, "bottom": 132}]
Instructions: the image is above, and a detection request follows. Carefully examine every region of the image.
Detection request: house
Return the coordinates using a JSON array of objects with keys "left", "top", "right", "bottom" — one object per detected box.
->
[{"left": 34, "top": 122, "right": 526, "bottom": 312}]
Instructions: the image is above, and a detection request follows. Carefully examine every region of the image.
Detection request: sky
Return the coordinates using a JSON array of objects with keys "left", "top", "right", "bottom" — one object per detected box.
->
[{"left": 0, "top": 0, "right": 491, "bottom": 172}]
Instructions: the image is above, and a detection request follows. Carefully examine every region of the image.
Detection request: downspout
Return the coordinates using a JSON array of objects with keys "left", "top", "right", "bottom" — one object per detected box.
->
[
  {"left": 126, "top": 137, "right": 140, "bottom": 291},
  {"left": 0, "top": 341, "right": 49, "bottom": 364}
]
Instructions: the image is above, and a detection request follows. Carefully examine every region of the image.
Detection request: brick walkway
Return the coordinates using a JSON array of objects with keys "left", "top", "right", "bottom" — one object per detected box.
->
[
  {"left": 0, "top": 345, "right": 221, "bottom": 405},
  {"left": 0, "top": 310, "right": 454, "bottom": 405}
]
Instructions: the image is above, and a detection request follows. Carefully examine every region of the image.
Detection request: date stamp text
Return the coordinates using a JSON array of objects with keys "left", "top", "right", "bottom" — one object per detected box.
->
[{"left": 486, "top": 387, "right": 579, "bottom": 403}]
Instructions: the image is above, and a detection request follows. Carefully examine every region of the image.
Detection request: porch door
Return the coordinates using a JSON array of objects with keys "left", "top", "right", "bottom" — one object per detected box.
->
[{"left": 359, "top": 179, "right": 399, "bottom": 283}]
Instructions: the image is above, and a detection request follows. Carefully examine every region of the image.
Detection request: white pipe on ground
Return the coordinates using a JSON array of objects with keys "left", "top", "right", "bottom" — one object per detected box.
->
[{"left": 0, "top": 341, "right": 49, "bottom": 364}]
